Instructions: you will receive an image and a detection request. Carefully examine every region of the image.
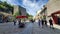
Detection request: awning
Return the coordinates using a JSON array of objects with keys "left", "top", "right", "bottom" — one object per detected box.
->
[
  {"left": 48, "top": 10, "right": 60, "bottom": 17},
  {"left": 51, "top": 10, "right": 60, "bottom": 15},
  {"left": 16, "top": 16, "right": 28, "bottom": 18}
]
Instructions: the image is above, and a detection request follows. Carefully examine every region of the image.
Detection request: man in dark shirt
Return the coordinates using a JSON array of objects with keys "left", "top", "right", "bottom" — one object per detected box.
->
[{"left": 49, "top": 18, "right": 54, "bottom": 29}]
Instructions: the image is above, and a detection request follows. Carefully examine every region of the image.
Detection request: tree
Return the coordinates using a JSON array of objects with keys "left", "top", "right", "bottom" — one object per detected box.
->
[
  {"left": 26, "top": 13, "right": 33, "bottom": 20},
  {"left": 0, "top": 1, "right": 13, "bottom": 14},
  {"left": 13, "top": 12, "right": 19, "bottom": 17}
]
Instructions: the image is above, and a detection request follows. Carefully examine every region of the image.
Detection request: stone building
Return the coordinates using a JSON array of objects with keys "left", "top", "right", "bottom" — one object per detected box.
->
[
  {"left": 46, "top": 0, "right": 60, "bottom": 24},
  {"left": 13, "top": 5, "right": 27, "bottom": 16},
  {"left": 13, "top": 5, "right": 27, "bottom": 22},
  {"left": 19, "top": 6, "right": 27, "bottom": 16}
]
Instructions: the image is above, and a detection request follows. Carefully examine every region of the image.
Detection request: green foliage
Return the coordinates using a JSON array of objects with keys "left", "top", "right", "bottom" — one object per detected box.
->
[
  {"left": 13, "top": 11, "right": 21, "bottom": 18},
  {"left": 0, "top": 1, "right": 13, "bottom": 8},
  {"left": 26, "top": 13, "right": 33, "bottom": 17},
  {"left": 0, "top": 1, "right": 13, "bottom": 13},
  {"left": 26, "top": 13, "right": 33, "bottom": 20}
]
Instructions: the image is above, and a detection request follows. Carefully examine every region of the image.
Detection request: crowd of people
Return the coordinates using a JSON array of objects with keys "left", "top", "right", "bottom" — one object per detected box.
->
[
  {"left": 38, "top": 18, "right": 54, "bottom": 29},
  {"left": 13, "top": 18, "right": 54, "bottom": 29},
  {"left": 13, "top": 19, "right": 25, "bottom": 28},
  {"left": 29, "top": 18, "right": 54, "bottom": 29}
]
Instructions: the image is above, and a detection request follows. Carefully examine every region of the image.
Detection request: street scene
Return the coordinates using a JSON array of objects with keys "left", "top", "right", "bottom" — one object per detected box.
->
[{"left": 0, "top": 0, "right": 60, "bottom": 34}]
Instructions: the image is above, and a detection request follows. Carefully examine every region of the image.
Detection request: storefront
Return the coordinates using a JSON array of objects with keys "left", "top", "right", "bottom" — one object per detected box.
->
[{"left": 51, "top": 10, "right": 60, "bottom": 24}]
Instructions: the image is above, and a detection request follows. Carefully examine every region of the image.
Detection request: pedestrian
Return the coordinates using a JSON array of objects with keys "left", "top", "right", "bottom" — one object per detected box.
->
[
  {"left": 38, "top": 19, "right": 40, "bottom": 26},
  {"left": 38, "top": 19, "right": 42, "bottom": 27},
  {"left": 18, "top": 19, "right": 21, "bottom": 28},
  {"left": 49, "top": 18, "right": 54, "bottom": 29},
  {"left": 41, "top": 19, "right": 44, "bottom": 28},
  {"left": 44, "top": 20, "right": 47, "bottom": 27},
  {"left": 30, "top": 19, "right": 34, "bottom": 23},
  {"left": 18, "top": 19, "right": 25, "bottom": 28},
  {"left": 14, "top": 20, "right": 16, "bottom": 26}
]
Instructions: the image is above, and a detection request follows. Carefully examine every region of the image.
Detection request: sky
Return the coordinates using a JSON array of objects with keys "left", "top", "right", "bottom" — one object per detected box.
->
[{"left": 0, "top": 0, "right": 48, "bottom": 16}]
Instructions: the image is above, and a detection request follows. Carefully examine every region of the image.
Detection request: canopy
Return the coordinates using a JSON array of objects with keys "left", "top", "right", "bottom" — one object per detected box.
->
[
  {"left": 16, "top": 16, "right": 28, "bottom": 18},
  {"left": 52, "top": 10, "right": 60, "bottom": 15},
  {"left": 48, "top": 10, "right": 60, "bottom": 17}
]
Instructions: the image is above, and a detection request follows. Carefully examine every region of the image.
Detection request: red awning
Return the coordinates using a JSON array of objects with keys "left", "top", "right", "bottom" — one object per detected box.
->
[
  {"left": 48, "top": 10, "right": 60, "bottom": 17},
  {"left": 52, "top": 10, "right": 60, "bottom": 15},
  {"left": 16, "top": 16, "right": 28, "bottom": 18}
]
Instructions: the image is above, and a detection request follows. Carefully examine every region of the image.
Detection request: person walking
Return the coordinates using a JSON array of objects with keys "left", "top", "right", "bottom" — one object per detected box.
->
[
  {"left": 38, "top": 19, "right": 42, "bottom": 27},
  {"left": 18, "top": 19, "right": 25, "bottom": 28},
  {"left": 14, "top": 20, "right": 16, "bottom": 26},
  {"left": 30, "top": 19, "right": 34, "bottom": 23},
  {"left": 18, "top": 19, "right": 21, "bottom": 28},
  {"left": 38, "top": 19, "right": 40, "bottom": 26},
  {"left": 49, "top": 18, "right": 54, "bottom": 29},
  {"left": 44, "top": 20, "right": 47, "bottom": 27},
  {"left": 41, "top": 19, "right": 44, "bottom": 28}
]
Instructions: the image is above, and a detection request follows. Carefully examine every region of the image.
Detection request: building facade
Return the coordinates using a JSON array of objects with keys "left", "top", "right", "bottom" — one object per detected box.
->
[
  {"left": 13, "top": 5, "right": 19, "bottom": 16},
  {"left": 13, "top": 5, "right": 27, "bottom": 16},
  {"left": 13, "top": 5, "right": 27, "bottom": 22},
  {"left": 46, "top": 0, "right": 60, "bottom": 24},
  {"left": 19, "top": 6, "right": 27, "bottom": 16}
]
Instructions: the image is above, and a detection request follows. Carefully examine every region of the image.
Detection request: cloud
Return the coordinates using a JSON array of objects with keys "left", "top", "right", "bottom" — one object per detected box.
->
[
  {"left": 0, "top": 0, "right": 6, "bottom": 1},
  {"left": 22, "top": 0, "right": 44, "bottom": 16},
  {"left": 6, "top": 0, "right": 19, "bottom": 5},
  {"left": 0, "top": 0, "right": 48, "bottom": 16}
]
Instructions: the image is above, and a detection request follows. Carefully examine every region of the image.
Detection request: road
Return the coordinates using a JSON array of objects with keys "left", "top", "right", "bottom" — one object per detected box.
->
[
  {"left": 0, "top": 22, "right": 60, "bottom": 34},
  {"left": 0, "top": 22, "right": 31, "bottom": 34}
]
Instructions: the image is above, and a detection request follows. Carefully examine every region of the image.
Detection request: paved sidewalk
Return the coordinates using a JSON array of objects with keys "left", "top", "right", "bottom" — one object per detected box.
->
[
  {"left": 53, "top": 24, "right": 60, "bottom": 29},
  {"left": 32, "top": 22, "right": 60, "bottom": 34},
  {"left": 47, "top": 23, "right": 60, "bottom": 29}
]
